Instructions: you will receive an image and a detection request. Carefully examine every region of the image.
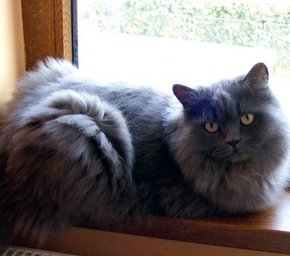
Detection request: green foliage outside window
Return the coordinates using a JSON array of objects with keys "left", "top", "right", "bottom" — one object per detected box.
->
[{"left": 85, "top": 0, "right": 290, "bottom": 77}]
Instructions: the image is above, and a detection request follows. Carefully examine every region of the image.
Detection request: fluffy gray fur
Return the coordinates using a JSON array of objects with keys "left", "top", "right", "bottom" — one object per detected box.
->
[{"left": 0, "top": 59, "right": 289, "bottom": 242}]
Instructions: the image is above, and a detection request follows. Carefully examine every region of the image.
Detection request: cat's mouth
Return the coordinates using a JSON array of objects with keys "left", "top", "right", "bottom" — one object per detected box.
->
[
  {"left": 209, "top": 147, "right": 248, "bottom": 162},
  {"left": 210, "top": 146, "right": 235, "bottom": 159},
  {"left": 229, "top": 152, "right": 249, "bottom": 163}
]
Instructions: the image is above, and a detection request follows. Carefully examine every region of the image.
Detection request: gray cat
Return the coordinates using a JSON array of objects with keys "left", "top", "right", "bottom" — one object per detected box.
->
[{"left": 0, "top": 59, "right": 289, "bottom": 242}]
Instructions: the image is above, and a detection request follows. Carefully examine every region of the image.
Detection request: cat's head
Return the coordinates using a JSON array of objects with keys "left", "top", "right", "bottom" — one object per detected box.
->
[
  {"left": 169, "top": 63, "right": 289, "bottom": 212},
  {"left": 172, "top": 63, "right": 287, "bottom": 166}
]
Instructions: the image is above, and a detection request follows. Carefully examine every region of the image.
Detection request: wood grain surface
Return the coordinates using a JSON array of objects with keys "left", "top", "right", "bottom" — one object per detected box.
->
[
  {"left": 17, "top": 192, "right": 290, "bottom": 255},
  {"left": 79, "top": 191, "right": 290, "bottom": 254},
  {"left": 39, "top": 229, "right": 287, "bottom": 256},
  {"left": 21, "top": 0, "right": 72, "bottom": 70}
]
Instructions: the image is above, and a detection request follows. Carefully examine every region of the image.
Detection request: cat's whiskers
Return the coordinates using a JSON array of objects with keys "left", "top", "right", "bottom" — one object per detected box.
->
[
  {"left": 240, "top": 166, "right": 264, "bottom": 178},
  {"left": 210, "top": 145, "right": 234, "bottom": 159},
  {"left": 245, "top": 141, "right": 259, "bottom": 148}
]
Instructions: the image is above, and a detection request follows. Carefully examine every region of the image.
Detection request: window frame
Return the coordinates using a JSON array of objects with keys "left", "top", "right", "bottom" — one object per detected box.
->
[{"left": 21, "top": 0, "right": 78, "bottom": 70}]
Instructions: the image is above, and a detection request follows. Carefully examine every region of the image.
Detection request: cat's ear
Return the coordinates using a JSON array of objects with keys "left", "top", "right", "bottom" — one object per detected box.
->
[
  {"left": 172, "top": 84, "right": 199, "bottom": 108},
  {"left": 242, "top": 63, "right": 269, "bottom": 88}
]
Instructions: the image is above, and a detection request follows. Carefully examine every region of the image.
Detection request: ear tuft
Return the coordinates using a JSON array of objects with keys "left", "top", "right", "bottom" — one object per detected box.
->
[
  {"left": 242, "top": 63, "right": 269, "bottom": 88},
  {"left": 172, "top": 84, "right": 198, "bottom": 108}
]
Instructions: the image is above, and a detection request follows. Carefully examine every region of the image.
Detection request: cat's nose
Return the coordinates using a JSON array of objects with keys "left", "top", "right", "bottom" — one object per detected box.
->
[{"left": 226, "top": 138, "right": 241, "bottom": 148}]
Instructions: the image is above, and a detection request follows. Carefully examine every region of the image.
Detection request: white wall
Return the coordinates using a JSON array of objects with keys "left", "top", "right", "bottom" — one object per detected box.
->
[{"left": 0, "top": 0, "right": 25, "bottom": 103}]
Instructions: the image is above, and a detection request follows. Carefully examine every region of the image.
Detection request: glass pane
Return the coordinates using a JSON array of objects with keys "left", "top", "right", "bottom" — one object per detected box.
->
[{"left": 77, "top": 0, "right": 290, "bottom": 94}]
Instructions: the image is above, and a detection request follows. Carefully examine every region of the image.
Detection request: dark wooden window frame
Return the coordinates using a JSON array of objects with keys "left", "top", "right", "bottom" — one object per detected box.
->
[{"left": 21, "top": 0, "right": 78, "bottom": 70}]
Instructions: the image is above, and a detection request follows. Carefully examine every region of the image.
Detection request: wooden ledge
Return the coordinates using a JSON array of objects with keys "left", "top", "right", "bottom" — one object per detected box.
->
[
  {"left": 17, "top": 192, "right": 290, "bottom": 255},
  {"left": 81, "top": 191, "right": 290, "bottom": 254}
]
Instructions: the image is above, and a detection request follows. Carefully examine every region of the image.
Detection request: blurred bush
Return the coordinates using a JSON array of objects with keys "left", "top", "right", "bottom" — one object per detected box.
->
[{"left": 85, "top": 0, "right": 290, "bottom": 76}]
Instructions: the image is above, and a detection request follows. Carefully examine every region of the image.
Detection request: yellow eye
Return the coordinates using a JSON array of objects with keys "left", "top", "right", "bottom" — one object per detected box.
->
[
  {"left": 240, "top": 113, "right": 255, "bottom": 126},
  {"left": 204, "top": 122, "right": 219, "bottom": 133}
]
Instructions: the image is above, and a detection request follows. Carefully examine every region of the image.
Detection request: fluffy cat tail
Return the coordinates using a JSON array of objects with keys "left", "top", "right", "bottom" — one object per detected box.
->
[
  {"left": 0, "top": 88, "right": 134, "bottom": 243},
  {"left": 17, "top": 58, "right": 79, "bottom": 91}
]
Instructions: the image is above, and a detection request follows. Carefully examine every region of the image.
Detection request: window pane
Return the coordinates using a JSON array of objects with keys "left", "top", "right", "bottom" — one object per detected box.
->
[{"left": 77, "top": 0, "right": 290, "bottom": 93}]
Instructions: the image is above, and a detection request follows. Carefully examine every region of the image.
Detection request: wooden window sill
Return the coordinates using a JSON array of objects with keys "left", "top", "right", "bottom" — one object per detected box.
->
[{"left": 17, "top": 191, "right": 290, "bottom": 255}]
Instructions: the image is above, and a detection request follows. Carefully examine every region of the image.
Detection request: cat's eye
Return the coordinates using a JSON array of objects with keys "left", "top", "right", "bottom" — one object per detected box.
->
[
  {"left": 204, "top": 122, "right": 219, "bottom": 133},
  {"left": 240, "top": 113, "right": 255, "bottom": 126}
]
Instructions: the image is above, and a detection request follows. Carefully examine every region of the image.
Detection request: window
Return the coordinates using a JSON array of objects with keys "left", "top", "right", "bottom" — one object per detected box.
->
[
  {"left": 18, "top": 1, "right": 290, "bottom": 254},
  {"left": 77, "top": 0, "right": 290, "bottom": 95}
]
